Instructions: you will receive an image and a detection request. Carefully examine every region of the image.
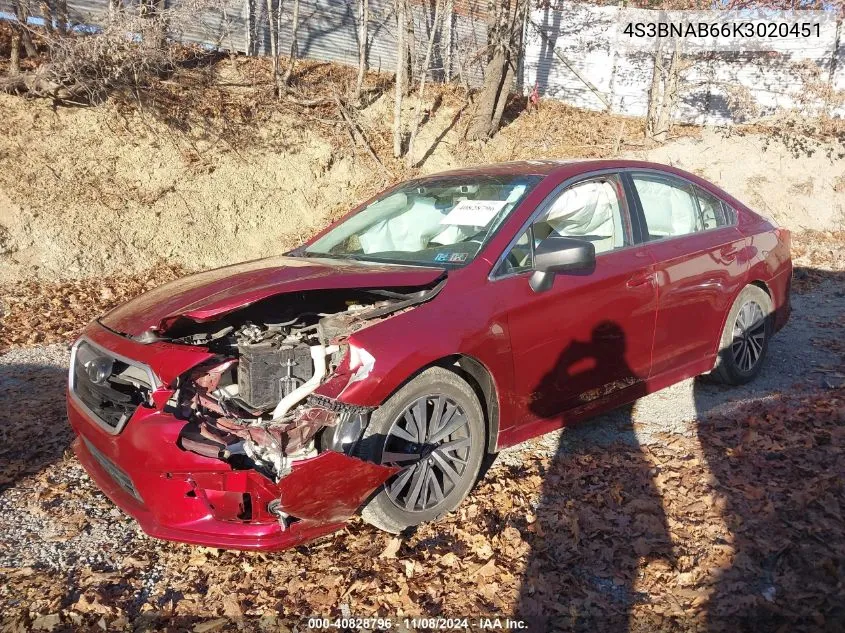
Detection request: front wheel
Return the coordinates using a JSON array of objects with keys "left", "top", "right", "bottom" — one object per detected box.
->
[
  {"left": 356, "top": 367, "right": 486, "bottom": 534},
  {"left": 710, "top": 285, "right": 773, "bottom": 385}
]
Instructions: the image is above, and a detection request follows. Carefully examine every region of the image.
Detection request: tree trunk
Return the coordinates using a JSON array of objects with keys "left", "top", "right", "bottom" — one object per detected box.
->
[
  {"left": 354, "top": 0, "right": 369, "bottom": 100},
  {"left": 489, "top": 53, "right": 515, "bottom": 135},
  {"left": 108, "top": 0, "right": 120, "bottom": 23},
  {"left": 444, "top": 0, "right": 453, "bottom": 81},
  {"left": 10, "top": 29, "right": 22, "bottom": 74},
  {"left": 468, "top": 47, "right": 507, "bottom": 140},
  {"left": 14, "top": 1, "right": 38, "bottom": 58},
  {"left": 653, "top": 46, "right": 680, "bottom": 142},
  {"left": 646, "top": 39, "right": 681, "bottom": 142},
  {"left": 403, "top": 1, "right": 413, "bottom": 93},
  {"left": 266, "top": 0, "right": 280, "bottom": 95},
  {"left": 154, "top": 0, "right": 167, "bottom": 48},
  {"left": 282, "top": 0, "right": 300, "bottom": 88},
  {"left": 406, "top": 0, "right": 442, "bottom": 167},
  {"left": 40, "top": 0, "right": 54, "bottom": 34},
  {"left": 393, "top": 0, "right": 406, "bottom": 157},
  {"left": 55, "top": 0, "right": 66, "bottom": 34},
  {"left": 467, "top": 0, "right": 527, "bottom": 141},
  {"left": 645, "top": 40, "right": 663, "bottom": 139}
]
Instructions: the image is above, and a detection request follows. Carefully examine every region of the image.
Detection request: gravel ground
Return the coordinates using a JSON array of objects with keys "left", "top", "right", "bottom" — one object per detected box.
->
[
  {"left": 0, "top": 278, "right": 843, "bottom": 574},
  {"left": 499, "top": 277, "right": 845, "bottom": 461}
]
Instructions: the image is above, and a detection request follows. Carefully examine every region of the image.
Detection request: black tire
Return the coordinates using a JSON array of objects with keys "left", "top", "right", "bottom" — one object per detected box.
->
[
  {"left": 710, "top": 285, "right": 773, "bottom": 385},
  {"left": 356, "top": 367, "right": 486, "bottom": 534}
]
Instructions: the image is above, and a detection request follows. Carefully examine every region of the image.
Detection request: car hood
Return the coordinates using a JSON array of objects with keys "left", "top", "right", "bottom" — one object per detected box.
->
[{"left": 99, "top": 255, "right": 446, "bottom": 337}]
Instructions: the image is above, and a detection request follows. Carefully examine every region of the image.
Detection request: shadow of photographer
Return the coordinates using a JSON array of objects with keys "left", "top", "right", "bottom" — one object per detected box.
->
[{"left": 516, "top": 322, "right": 674, "bottom": 631}]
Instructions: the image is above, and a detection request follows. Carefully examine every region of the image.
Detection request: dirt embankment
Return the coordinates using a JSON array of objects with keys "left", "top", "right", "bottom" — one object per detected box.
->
[
  {"left": 0, "top": 93, "right": 367, "bottom": 283},
  {"left": 0, "top": 60, "right": 843, "bottom": 286}
]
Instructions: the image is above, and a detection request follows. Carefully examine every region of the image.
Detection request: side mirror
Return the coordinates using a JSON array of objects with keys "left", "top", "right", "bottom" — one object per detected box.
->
[{"left": 530, "top": 236, "right": 596, "bottom": 293}]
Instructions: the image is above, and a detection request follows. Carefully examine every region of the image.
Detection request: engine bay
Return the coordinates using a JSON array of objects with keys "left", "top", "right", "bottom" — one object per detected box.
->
[{"left": 162, "top": 284, "right": 443, "bottom": 483}]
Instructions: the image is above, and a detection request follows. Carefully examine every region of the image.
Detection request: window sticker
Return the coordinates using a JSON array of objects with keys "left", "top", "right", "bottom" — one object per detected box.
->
[
  {"left": 434, "top": 252, "right": 469, "bottom": 263},
  {"left": 440, "top": 200, "right": 507, "bottom": 226}
]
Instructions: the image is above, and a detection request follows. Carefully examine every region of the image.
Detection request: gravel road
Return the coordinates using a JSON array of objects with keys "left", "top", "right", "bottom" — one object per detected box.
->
[{"left": 1, "top": 278, "right": 843, "bottom": 574}]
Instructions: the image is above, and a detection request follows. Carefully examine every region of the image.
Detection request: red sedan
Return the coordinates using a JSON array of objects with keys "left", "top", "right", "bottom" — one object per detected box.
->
[{"left": 67, "top": 160, "right": 792, "bottom": 550}]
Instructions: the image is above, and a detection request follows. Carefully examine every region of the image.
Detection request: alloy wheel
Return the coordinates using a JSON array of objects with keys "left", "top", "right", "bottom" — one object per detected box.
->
[
  {"left": 731, "top": 300, "right": 766, "bottom": 373},
  {"left": 381, "top": 395, "right": 472, "bottom": 512}
]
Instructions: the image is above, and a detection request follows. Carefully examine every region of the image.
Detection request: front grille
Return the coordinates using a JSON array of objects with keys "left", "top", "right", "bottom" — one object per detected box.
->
[
  {"left": 82, "top": 437, "right": 143, "bottom": 503},
  {"left": 70, "top": 340, "right": 155, "bottom": 434}
]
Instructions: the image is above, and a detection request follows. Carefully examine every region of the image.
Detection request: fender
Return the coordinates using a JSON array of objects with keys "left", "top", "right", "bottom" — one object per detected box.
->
[{"left": 327, "top": 287, "right": 515, "bottom": 447}]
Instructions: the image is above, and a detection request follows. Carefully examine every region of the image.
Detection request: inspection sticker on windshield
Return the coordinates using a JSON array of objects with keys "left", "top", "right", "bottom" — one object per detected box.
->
[{"left": 440, "top": 200, "right": 507, "bottom": 226}]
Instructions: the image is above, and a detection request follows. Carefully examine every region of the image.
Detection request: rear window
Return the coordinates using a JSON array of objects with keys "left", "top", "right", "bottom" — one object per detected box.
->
[
  {"left": 693, "top": 185, "right": 736, "bottom": 229},
  {"left": 631, "top": 173, "right": 736, "bottom": 240}
]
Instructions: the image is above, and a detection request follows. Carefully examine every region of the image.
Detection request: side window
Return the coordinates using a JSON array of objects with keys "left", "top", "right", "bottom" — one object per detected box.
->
[
  {"left": 497, "top": 228, "right": 533, "bottom": 275},
  {"left": 632, "top": 174, "right": 700, "bottom": 240},
  {"left": 533, "top": 175, "right": 630, "bottom": 254},
  {"left": 495, "top": 174, "right": 631, "bottom": 276},
  {"left": 721, "top": 201, "right": 738, "bottom": 226},
  {"left": 693, "top": 185, "right": 730, "bottom": 230}
]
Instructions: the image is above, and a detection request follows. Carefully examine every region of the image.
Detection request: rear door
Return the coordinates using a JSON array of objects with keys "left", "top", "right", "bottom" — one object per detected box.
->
[{"left": 625, "top": 171, "right": 748, "bottom": 378}]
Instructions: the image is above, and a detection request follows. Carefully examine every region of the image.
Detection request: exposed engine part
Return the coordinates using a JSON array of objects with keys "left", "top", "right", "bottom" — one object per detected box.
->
[
  {"left": 172, "top": 283, "right": 446, "bottom": 481},
  {"left": 178, "top": 400, "right": 362, "bottom": 482},
  {"left": 175, "top": 325, "right": 234, "bottom": 347},
  {"left": 271, "top": 344, "right": 338, "bottom": 421},
  {"left": 237, "top": 339, "right": 314, "bottom": 410}
]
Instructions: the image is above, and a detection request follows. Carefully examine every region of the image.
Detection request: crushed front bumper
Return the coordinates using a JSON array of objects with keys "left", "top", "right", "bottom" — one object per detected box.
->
[{"left": 67, "top": 322, "right": 396, "bottom": 552}]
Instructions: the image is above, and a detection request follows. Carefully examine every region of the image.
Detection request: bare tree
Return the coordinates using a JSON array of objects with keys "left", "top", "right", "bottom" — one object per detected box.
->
[
  {"left": 355, "top": 0, "right": 369, "bottom": 100},
  {"left": 2, "top": 0, "right": 225, "bottom": 101},
  {"left": 282, "top": 0, "right": 301, "bottom": 89},
  {"left": 108, "top": 0, "right": 121, "bottom": 23},
  {"left": 443, "top": 0, "right": 454, "bottom": 81},
  {"left": 139, "top": 0, "right": 168, "bottom": 48},
  {"left": 266, "top": 0, "right": 281, "bottom": 94},
  {"left": 10, "top": 27, "right": 22, "bottom": 75},
  {"left": 13, "top": 1, "right": 38, "bottom": 58},
  {"left": 467, "top": 0, "right": 528, "bottom": 140},
  {"left": 404, "top": 2, "right": 416, "bottom": 90},
  {"left": 55, "top": 0, "right": 67, "bottom": 35},
  {"left": 393, "top": 0, "right": 407, "bottom": 157},
  {"left": 406, "top": 0, "right": 444, "bottom": 167},
  {"left": 646, "top": 38, "right": 689, "bottom": 142},
  {"left": 39, "top": 0, "right": 54, "bottom": 34}
]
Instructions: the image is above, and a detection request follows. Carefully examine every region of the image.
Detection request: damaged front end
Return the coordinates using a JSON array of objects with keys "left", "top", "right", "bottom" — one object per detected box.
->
[{"left": 145, "top": 282, "right": 443, "bottom": 522}]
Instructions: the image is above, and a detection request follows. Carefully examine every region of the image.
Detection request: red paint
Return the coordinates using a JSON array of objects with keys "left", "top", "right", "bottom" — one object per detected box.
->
[
  {"left": 644, "top": 226, "right": 748, "bottom": 376},
  {"left": 68, "top": 159, "right": 792, "bottom": 551},
  {"left": 69, "top": 393, "right": 396, "bottom": 551},
  {"left": 100, "top": 255, "right": 444, "bottom": 337}
]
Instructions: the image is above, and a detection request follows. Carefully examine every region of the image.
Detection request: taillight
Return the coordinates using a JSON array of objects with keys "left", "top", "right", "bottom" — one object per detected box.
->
[{"left": 775, "top": 227, "right": 791, "bottom": 250}]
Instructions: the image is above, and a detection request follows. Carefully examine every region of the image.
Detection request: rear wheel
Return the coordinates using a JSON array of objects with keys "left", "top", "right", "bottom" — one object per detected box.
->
[
  {"left": 357, "top": 367, "right": 485, "bottom": 534},
  {"left": 710, "top": 285, "right": 773, "bottom": 385}
]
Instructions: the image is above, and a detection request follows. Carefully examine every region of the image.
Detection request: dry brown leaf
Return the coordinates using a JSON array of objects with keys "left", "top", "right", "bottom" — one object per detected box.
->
[
  {"left": 220, "top": 594, "right": 242, "bottom": 618},
  {"left": 379, "top": 537, "right": 401, "bottom": 559},
  {"left": 193, "top": 619, "right": 228, "bottom": 633},
  {"left": 471, "top": 558, "right": 497, "bottom": 579}
]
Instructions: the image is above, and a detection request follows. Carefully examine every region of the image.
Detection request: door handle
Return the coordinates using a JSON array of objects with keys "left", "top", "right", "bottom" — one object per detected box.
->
[
  {"left": 720, "top": 245, "right": 740, "bottom": 258},
  {"left": 626, "top": 272, "right": 654, "bottom": 288}
]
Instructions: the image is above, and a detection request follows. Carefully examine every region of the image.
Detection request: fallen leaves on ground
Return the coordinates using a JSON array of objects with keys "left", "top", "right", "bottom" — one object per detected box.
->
[
  {"left": 1, "top": 232, "right": 843, "bottom": 631},
  {"left": 0, "top": 263, "right": 185, "bottom": 352},
  {"left": 1, "top": 385, "right": 842, "bottom": 632}
]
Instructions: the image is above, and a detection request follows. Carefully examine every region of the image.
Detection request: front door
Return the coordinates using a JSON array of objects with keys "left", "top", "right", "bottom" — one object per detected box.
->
[{"left": 493, "top": 173, "right": 658, "bottom": 435}]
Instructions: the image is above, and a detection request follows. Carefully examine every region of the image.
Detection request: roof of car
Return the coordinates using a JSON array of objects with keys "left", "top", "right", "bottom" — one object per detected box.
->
[{"left": 429, "top": 159, "right": 673, "bottom": 179}]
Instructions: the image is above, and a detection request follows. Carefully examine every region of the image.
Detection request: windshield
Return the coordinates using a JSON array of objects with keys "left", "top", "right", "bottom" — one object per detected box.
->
[{"left": 305, "top": 174, "right": 543, "bottom": 266}]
